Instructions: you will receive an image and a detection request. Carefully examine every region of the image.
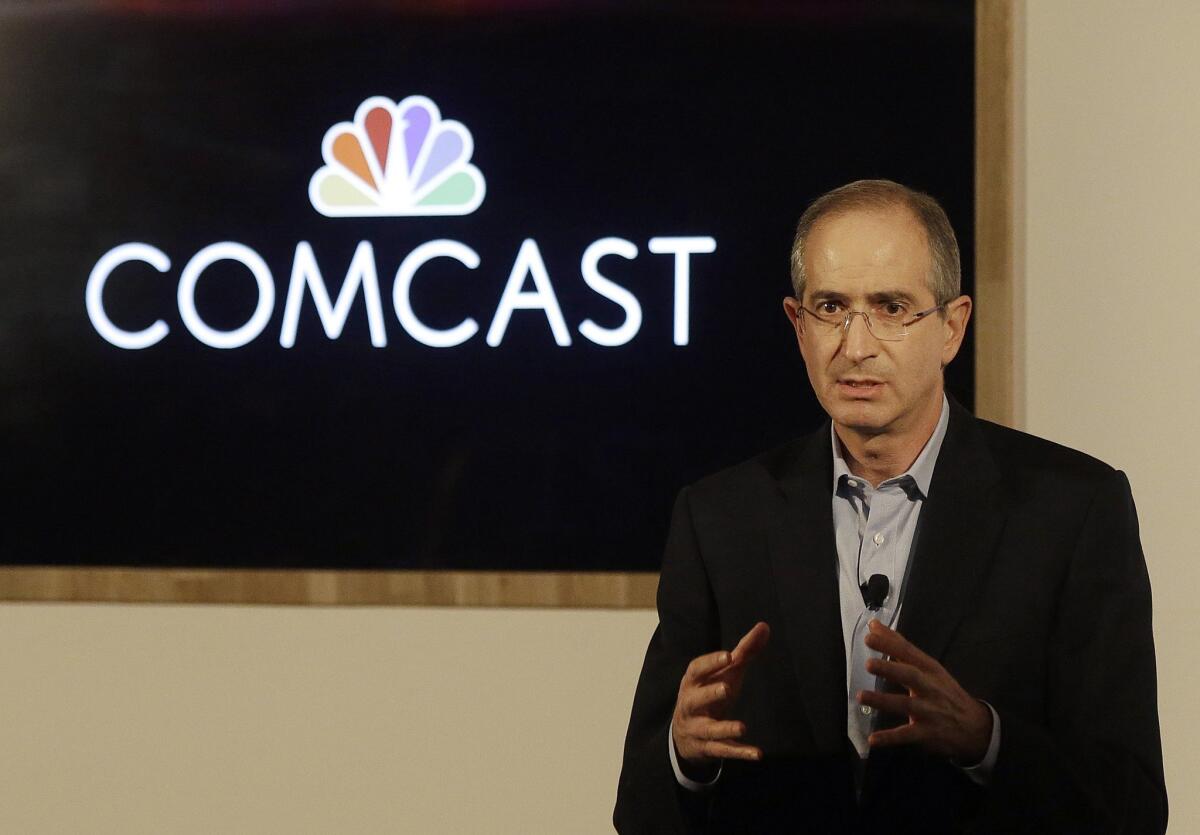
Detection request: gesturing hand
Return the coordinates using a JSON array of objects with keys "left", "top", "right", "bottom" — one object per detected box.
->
[
  {"left": 671, "top": 621, "right": 771, "bottom": 769},
  {"left": 859, "top": 620, "right": 992, "bottom": 765}
]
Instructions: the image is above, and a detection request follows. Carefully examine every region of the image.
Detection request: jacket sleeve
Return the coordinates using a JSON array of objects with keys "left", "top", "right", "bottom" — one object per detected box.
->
[
  {"left": 614, "top": 487, "right": 722, "bottom": 834},
  {"left": 979, "top": 470, "right": 1168, "bottom": 833}
]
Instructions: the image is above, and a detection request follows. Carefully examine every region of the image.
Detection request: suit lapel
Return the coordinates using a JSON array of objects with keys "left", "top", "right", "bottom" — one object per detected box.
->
[
  {"left": 895, "top": 400, "right": 1007, "bottom": 663},
  {"left": 767, "top": 424, "right": 847, "bottom": 754}
]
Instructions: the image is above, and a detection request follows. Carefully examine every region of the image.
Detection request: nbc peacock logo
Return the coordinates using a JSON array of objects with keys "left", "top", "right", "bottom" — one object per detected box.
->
[{"left": 309, "top": 95, "right": 485, "bottom": 217}]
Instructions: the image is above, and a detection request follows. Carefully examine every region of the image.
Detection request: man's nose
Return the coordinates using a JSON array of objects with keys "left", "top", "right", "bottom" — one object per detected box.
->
[{"left": 840, "top": 312, "right": 880, "bottom": 362}]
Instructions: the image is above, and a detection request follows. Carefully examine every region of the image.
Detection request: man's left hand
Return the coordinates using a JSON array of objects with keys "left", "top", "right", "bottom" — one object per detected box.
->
[{"left": 858, "top": 619, "right": 992, "bottom": 765}]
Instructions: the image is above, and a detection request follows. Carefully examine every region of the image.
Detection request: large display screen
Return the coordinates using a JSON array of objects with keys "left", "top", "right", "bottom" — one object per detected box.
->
[{"left": 0, "top": 2, "right": 974, "bottom": 571}]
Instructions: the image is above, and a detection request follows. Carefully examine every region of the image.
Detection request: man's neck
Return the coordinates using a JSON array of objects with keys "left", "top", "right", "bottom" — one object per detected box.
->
[{"left": 834, "top": 397, "right": 944, "bottom": 488}]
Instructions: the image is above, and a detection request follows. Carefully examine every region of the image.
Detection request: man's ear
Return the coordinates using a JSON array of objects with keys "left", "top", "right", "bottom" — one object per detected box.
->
[
  {"left": 783, "top": 296, "right": 804, "bottom": 352},
  {"left": 940, "top": 295, "right": 972, "bottom": 366}
]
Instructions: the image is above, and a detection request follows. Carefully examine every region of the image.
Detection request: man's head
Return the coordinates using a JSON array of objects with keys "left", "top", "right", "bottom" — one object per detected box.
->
[
  {"left": 782, "top": 180, "right": 971, "bottom": 446},
  {"left": 789, "top": 179, "right": 962, "bottom": 306}
]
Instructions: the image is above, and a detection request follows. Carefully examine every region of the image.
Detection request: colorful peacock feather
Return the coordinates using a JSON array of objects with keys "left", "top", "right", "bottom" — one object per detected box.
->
[{"left": 309, "top": 95, "right": 486, "bottom": 217}]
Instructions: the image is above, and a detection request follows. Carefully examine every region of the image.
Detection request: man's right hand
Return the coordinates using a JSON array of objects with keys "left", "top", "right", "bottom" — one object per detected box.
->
[{"left": 671, "top": 621, "right": 771, "bottom": 770}]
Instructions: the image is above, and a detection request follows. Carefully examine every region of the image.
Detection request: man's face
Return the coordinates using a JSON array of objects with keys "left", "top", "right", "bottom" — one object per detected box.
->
[{"left": 782, "top": 206, "right": 971, "bottom": 442}]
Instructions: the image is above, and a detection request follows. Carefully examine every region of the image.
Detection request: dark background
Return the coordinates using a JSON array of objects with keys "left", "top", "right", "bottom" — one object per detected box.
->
[{"left": 0, "top": 1, "right": 974, "bottom": 571}]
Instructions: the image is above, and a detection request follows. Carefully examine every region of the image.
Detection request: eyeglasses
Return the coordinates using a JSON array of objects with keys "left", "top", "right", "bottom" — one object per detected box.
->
[{"left": 797, "top": 300, "right": 944, "bottom": 342}]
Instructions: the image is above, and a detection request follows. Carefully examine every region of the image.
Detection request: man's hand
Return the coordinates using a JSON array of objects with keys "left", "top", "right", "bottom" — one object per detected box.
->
[
  {"left": 671, "top": 621, "right": 771, "bottom": 769},
  {"left": 859, "top": 620, "right": 992, "bottom": 764}
]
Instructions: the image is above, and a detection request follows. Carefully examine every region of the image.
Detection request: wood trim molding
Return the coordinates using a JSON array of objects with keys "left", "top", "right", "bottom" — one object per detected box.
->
[
  {"left": 0, "top": 567, "right": 659, "bottom": 608},
  {"left": 2, "top": 8, "right": 1015, "bottom": 609},
  {"left": 975, "top": 0, "right": 1023, "bottom": 427}
]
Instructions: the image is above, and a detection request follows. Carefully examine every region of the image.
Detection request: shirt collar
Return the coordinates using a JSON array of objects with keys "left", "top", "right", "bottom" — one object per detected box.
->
[{"left": 830, "top": 394, "right": 950, "bottom": 499}]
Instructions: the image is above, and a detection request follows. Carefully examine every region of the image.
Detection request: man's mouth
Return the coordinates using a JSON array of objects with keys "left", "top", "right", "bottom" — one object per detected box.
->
[{"left": 837, "top": 378, "right": 884, "bottom": 395}]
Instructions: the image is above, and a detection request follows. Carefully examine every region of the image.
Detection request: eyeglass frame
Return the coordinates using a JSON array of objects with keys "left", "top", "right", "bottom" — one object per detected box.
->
[{"left": 794, "top": 300, "right": 945, "bottom": 342}]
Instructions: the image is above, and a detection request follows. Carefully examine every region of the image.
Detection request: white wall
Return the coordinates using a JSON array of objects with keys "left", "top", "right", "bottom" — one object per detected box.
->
[
  {"left": 2, "top": 4, "right": 1197, "bottom": 832},
  {"left": 1024, "top": 1, "right": 1200, "bottom": 826}
]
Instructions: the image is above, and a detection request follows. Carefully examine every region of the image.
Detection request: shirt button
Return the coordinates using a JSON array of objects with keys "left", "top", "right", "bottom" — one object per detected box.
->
[
  {"left": 860, "top": 705, "right": 873, "bottom": 716},
  {"left": 873, "top": 532, "right": 886, "bottom": 546},
  {"left": 847, "top": 479, "right": 858, "bottom": 488}
]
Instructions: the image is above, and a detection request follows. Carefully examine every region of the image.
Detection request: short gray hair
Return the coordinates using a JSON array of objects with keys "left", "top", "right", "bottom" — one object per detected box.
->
[{"left": 788, "top": 179, "right": 961, "bottom": 306}]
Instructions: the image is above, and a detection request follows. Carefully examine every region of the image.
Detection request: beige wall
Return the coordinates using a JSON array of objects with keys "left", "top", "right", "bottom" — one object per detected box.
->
[
  {"left": 1024, "top": 1, "right": 1200, "bottom": 826},
  {"left": 3, "top": 3, "right": 1197, "bottom": 832},
  {"left": 0, "top": 604, "right": 657, "bottom": 834}
]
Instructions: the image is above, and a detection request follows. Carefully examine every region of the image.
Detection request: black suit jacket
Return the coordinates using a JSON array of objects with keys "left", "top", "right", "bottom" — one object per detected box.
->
[{"left": 615, "top": 400, "right": 1166, "bottom": 833}]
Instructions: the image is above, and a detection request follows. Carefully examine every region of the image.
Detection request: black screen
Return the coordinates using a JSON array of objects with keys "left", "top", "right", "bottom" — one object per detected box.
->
[{"left": 0, "top": 1, "right": 974, "bottom": 570}]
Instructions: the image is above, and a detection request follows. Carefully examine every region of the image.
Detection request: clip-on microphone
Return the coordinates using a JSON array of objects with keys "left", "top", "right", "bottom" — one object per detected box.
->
[{"left": 860, "top": 573, "right": 889, "bottom": 611}]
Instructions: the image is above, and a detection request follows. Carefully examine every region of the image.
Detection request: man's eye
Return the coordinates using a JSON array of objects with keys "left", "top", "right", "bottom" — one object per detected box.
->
[
  {"left": 878, "top": 302, "right": 907, "bottom": 319},
  {"left": 817, "top": 301, "right": 841, "bottom": 315}
]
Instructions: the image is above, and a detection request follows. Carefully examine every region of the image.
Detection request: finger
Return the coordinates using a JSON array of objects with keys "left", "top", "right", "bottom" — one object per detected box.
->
[
  {"left": 702, "top": 740, "right": 763, "bottom": 762},
  {"left": 868, "top": 723, "right": 922, "bottom": 749},
  {"left": 685, "top": 649, "right": 733, "bottom": 684},
  {"left": 694, "top": 719, "right": 746, "bottom": 741},
  {"left": 865, "top": 656, "right": 926, "bottom": 691},
  {"left": 730, "top": 621, "right": 771, "bottom": 666},
  {"left": 857, "top": 689, "right": 915, "bottom": 718},
  {"left": 681, "top": 681, "right": 732, "bottom": 716},
  {"left": 865, "top": 620, "right": 938, "bottom": 671}
]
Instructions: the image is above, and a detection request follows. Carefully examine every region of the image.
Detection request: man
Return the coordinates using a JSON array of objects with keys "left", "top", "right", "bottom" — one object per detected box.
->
[{"left": 614, "top": 180, "right": 1166, "bottom": 833}]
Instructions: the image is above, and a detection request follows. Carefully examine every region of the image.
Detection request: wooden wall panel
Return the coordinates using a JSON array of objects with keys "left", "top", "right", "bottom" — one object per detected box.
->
[{"left": 975, "top": 0, "right": 1022, "bottom": 427}]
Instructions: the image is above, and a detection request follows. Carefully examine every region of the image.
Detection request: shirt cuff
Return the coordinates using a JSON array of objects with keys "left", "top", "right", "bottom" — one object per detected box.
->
[
  {"left": 958, "top": 701, "right": 1001, "bottom": 786},
  {"left": 669, "top": 723, "right": 722, "bottom": 791}
]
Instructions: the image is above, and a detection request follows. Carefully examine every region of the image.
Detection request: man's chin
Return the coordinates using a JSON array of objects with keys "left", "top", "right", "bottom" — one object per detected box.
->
[{"left": 827, "top": 401, "right": 892, "bottom": 436}]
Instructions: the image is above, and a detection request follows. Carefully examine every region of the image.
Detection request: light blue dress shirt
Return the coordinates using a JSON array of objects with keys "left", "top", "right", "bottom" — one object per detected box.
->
[
  {"left": 832, "top": 395, "right": 998, "bottom": 783},
  {"left": 833, "top": 397, "right": 948, "bottom": 756}
]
